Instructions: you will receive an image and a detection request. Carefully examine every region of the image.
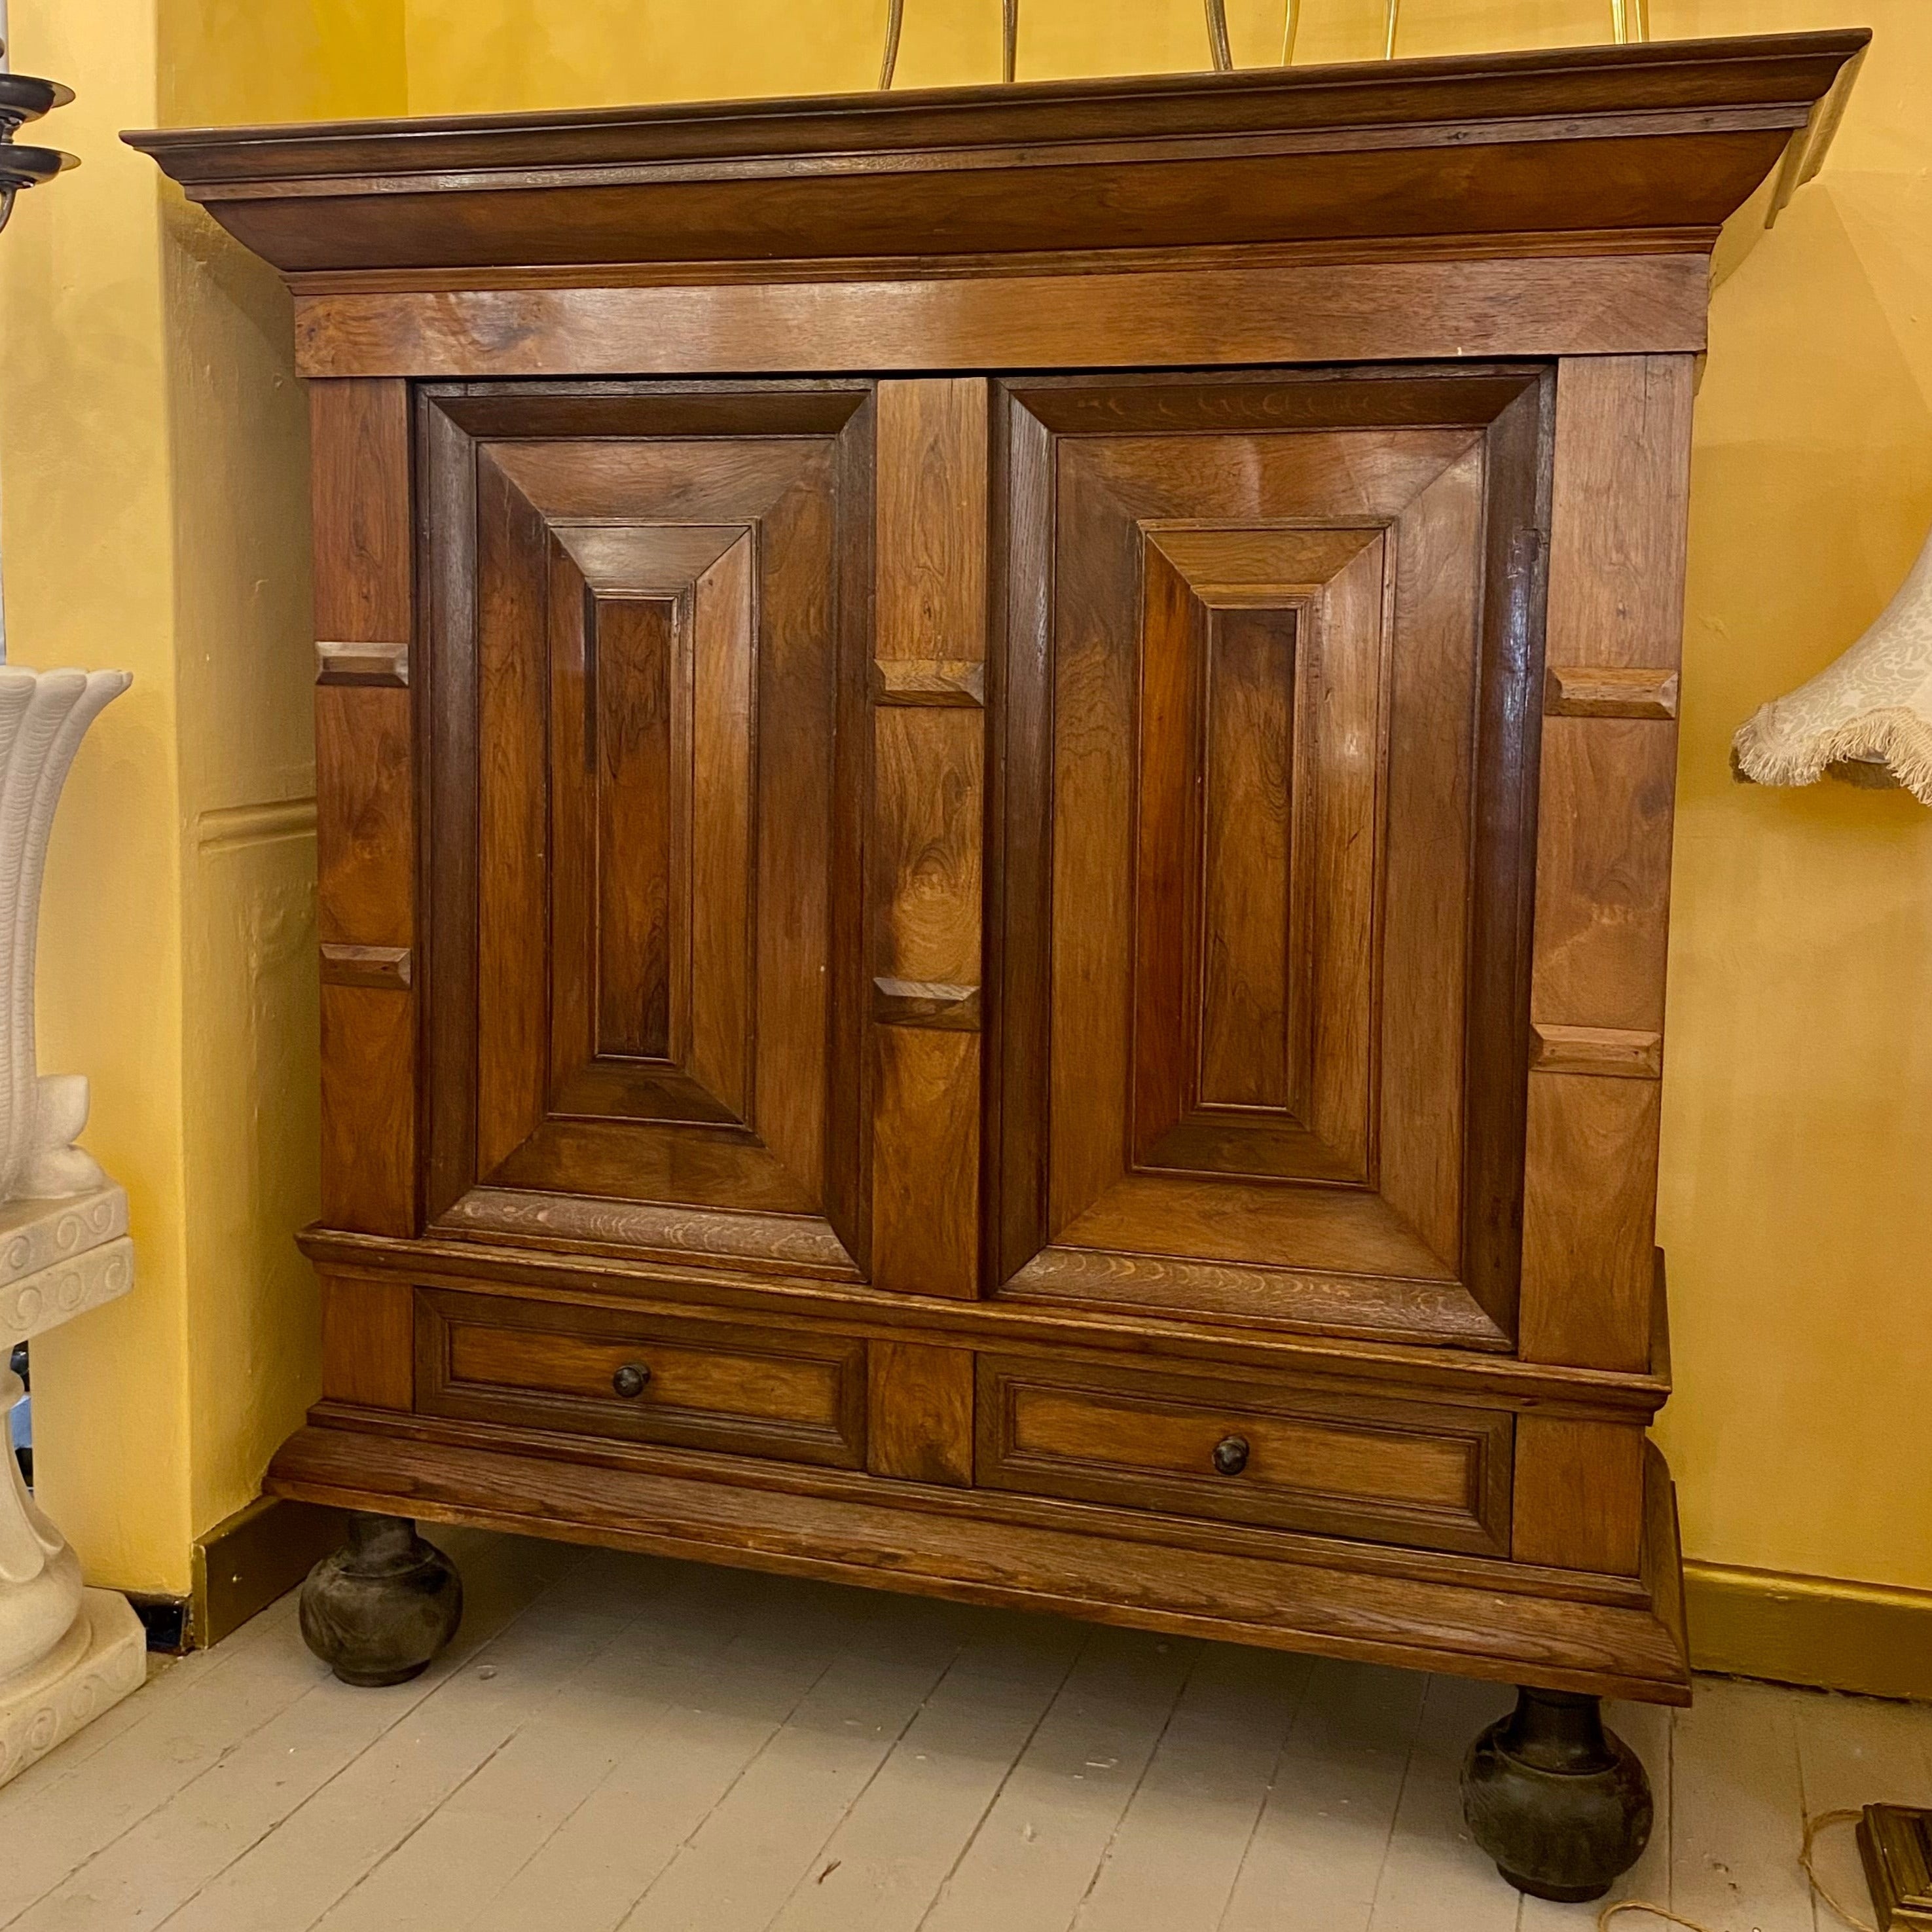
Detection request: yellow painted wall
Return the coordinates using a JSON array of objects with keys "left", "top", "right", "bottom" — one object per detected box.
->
[
  {"left": 0, "top": 0, "right": 191, "bottom": 1595},
  {"left": 1658, "top": 0, "right": 1932, "bottom": 1592},
  {"left": 5, "top": 0, "right": 1926, "bottom": 1613},
  {"left": 0, "top": 0, "right": 404, "bottom": 1595},
  {"left": 158, "top": 0, "right": 407, "bottom": 1583}
]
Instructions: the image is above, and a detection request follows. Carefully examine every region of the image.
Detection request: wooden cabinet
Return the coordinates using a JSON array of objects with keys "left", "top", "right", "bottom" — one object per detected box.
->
[{"left": 134, "top": 28, "right": 1864, "bottom": 1757}]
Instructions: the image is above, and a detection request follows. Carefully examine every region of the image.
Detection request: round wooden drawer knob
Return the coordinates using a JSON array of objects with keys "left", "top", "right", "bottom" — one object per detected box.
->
[
  {"left": 1211, "top": 1434, "right": 1250, "bottom": 1476},
  {"left": 611, "top": 1363, "right": 652, "bottom": 1399}
]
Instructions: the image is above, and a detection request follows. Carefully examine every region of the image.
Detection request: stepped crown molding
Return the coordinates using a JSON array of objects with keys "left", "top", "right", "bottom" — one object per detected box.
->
[{"left": 126, "top": 31, "right": 1867, "bottom": 284}]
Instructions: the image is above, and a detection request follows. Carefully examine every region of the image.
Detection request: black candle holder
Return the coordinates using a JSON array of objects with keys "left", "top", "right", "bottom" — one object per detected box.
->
[{"left": 0, "top": 57, "right": 77, "bottom": 233}]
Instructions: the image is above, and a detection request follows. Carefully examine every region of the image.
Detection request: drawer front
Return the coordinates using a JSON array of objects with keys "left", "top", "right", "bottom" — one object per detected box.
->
[
  {"left": 416, "top": 1290, "right": 866, "bottom": 1468},
  {"left": 976, "top": 1355, "right": 1512, "bottom": 1556}
]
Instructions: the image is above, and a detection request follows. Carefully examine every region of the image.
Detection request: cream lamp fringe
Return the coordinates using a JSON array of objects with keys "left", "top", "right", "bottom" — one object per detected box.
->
[{"left": 1733, "top": 524, "right": 1932, "bottom": 806}]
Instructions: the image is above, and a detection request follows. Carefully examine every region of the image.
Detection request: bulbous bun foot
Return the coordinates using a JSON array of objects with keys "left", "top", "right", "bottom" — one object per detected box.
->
[
  {"left": 298, "top": 1513, "right": 463, "bottom": 1687},
  {"left": 1462, "top": 1688, "right": 1654, "bottom": 1902}
]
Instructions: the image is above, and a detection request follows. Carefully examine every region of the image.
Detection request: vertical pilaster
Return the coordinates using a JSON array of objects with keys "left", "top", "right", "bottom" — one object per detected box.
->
[
  {"left": 312, "top": 378, "right": 417, "bottom": 1250},
  {"left": 869, "top": 379, "right": 989, "bottom": 1300},
  {"left": 1520, "top": 355, "right": 1691, "bottom": 1377}
]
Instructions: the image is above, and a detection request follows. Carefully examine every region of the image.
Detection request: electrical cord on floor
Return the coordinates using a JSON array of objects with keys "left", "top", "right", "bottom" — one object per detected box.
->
[{"left": 1595, "top": 1810, "right": 1874, "bottom": 1932}]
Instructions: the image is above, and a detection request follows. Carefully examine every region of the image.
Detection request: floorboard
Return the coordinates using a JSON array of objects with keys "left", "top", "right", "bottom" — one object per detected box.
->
[
  {"left": 915, "top": 1624, "right": 1199, "bottom": 1932},
  {"left": 1068, "top": 1642, "right": 1308, "bottom": 1932},
  {"left": 1670, "top": 1675, "right": 1815, "bottom": 1932},
  {"left": 3, "top": 1532, "right": 1924, "bottom": 1932},
  {"left": 1366, "top": 1671, "right": 1519, "bottom": 1931}
]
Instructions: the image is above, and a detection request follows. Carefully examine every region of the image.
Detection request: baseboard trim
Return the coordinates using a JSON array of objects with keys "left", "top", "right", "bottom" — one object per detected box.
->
[
  {"left": 193, "top": 1495, "right": 348, "bottom": 1649},
  {"left": 1686, "top": 1561, "right": 1932, "bottom": 1702},
  {"left": 126, "top": 1592, "right": 192, "bottom": 1654}
]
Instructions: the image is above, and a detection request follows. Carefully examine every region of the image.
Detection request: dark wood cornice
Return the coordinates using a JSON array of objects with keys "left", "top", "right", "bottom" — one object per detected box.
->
[{"left": 125, "top": 31, "right": 1868, "bottom": 282}]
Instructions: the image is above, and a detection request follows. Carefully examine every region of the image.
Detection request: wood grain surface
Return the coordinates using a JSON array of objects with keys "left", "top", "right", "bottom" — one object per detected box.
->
[
  {"left": 128, "top": 31, "right": 1844, "bottom": 1711},
  {"left": 870, "top": 380, "right": 988, "bottom": 1301},
  {"left": 312, "top": 380, "right": 418, "bottom": 1238},
  {"left": 268, "top": 1419, "right": 1692, "bottom": 1702}
]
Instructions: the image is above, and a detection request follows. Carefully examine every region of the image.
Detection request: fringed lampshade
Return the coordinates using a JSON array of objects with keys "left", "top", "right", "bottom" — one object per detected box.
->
[{"left": 1733, "top": 526, "right": 1932, "bottom": 804}]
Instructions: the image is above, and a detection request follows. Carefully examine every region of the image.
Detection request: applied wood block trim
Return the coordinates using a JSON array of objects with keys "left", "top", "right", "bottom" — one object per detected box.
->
[
  {"left": 312, "top": 383, "right": 418, "bottom": 1239},
  {"left": 1543, "top": 665, "right": 1679, "bottom": 718},
  {"left": 872, "top": 978, "right": 981, "bottom": 1030},
  {"left": 870, "top": 659, "right": 986, "bottom": 707},
  {"left": 1531, "top": 1023, "right": 1664, "bottom": 1080},
  {"left": 321, "top": 943, "right": 414, "bottom": 991},
  {"left": 316, "top": 639, "right": 410, "bottom": 686}
]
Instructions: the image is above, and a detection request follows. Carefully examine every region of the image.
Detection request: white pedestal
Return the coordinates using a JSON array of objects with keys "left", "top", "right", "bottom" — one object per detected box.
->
[
  {"left": 0, "top": 1185, "right": 141, "bottom": 1791},
  {"left": 0, "top": 1186, "right": 132, "bottom": 1342},
  {"left": 0, "top": 665, "right": 144, "bottom": 1788},
  {"left": 0, "top": 1589, "right": 144, "bottom": 1787}
]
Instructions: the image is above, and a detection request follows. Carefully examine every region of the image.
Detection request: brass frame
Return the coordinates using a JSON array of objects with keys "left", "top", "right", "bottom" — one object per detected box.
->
[{"left": 1861, "top": 1806, "right": 1932, "bottom": 1931}]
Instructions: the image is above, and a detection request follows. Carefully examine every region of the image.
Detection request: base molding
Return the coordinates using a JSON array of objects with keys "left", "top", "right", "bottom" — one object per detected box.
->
[
  {"left": 1686, "top": 1562, "right": 1932, "bottom": 1701},
  {"left": 194, "top": 1496, "right": 350, "bottom": 1649},
  {"left": 268, "top": 1416, "right": 1691, "bottom": 1705},
  {"left": 0, "top": 1590, "right": 145, "bottom": 1788}
]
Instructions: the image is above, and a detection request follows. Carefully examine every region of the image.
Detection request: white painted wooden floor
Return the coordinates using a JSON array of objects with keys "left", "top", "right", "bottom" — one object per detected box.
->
[{"left": 2, "top": 1527, "right": 1927, "bottom": 1931}]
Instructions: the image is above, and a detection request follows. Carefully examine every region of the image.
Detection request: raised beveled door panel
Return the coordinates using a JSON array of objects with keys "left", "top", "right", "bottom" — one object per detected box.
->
[
  {"left": 422, "top": 383, "right": 873, "bottom": 1277},
  {"left": 545, "top": 522, "right": 756, "bottom": 1129},
  {"left": 1134, "top": 524, "right": 1383, "bottom": 1189},
  {"left": 995, "top": 371, "right": 1549, "bottom": 1349}
]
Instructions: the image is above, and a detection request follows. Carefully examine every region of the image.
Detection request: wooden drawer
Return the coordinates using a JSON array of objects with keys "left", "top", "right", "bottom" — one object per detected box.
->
[
  {"left": 416, "top": 1290, "right": 867, "bottom": 1469},
  {"left": 975, "top": 1354, "right": 1512, "bottom": 1556}
]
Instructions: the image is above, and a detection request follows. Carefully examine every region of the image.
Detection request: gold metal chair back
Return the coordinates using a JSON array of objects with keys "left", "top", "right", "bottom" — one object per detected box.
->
[{"left": 881, "top": 0, "right": 1652, "bottom": 88}]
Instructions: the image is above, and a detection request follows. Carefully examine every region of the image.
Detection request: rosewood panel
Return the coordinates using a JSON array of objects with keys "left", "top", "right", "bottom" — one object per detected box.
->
[
  {"left": 416, "top": 1287, "right": 867, "bottom": 1468},
  {"left": 421, "top": 382, "right": 875, "bottom": 1278},
  {"left": 318, "top": 1272, "right": 414, "bottom": 1412},
  {"left": 287, "top": 256, "right": 1712, "bottom": 382},
  {"left": 1513, "top": 1415, "right": 1647, "bottom": 1576},
  {"left": 976, "top": 1353, "right": 1513, "bottom": 1558},
  {"left": 994, "top": 369, "right": 1548, "bottom": 1351},
  {"left": 866, "top": 1340, "right": 975, "bottom": 1486}
]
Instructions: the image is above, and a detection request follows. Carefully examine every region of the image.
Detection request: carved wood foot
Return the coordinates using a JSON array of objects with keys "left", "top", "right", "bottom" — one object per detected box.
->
[
  {"left": 1461, "top": 1687, "right": 1654, "bottom": 1902},
  {"left": 297, "top": 1513, "right": 462, "bottom": 1686}
]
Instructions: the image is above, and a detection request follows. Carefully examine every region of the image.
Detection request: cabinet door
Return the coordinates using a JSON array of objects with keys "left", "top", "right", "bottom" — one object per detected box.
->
[
  {"left": 422, "top": 384, "right": 873, "bottom": 1277},
  {"left": 994, "top": 369, "right": 1547, "bottom": 1349}
]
